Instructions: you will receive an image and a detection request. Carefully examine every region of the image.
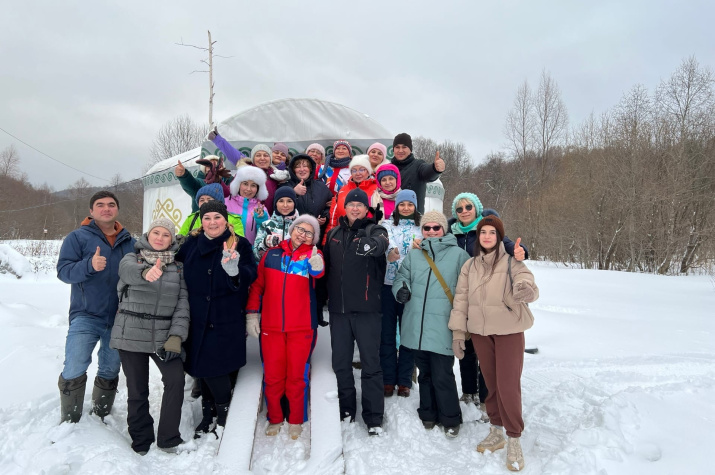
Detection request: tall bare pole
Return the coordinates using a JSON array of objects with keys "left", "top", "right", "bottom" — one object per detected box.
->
[{"left": 207, "top": 30, "right": 214, "bottom": 128}]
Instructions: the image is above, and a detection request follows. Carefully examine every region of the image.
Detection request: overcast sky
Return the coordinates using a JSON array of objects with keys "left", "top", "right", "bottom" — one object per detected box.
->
[{"left": 1, "top": 0, "right": 713, "bottom": 190}]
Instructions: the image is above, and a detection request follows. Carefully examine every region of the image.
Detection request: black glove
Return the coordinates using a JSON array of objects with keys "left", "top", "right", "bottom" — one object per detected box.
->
[
  {"left": 164, "top": 351, "right": 181, "bottom": 362},
  {"left": 208, "top": 126, "right": 218, "bottom": 141},
  {"left": 396, "top": 282, "right": 411, "bottom": 304}
]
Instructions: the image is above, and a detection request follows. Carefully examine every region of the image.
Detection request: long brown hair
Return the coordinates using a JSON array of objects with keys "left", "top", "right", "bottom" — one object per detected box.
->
[{"left": 471, "top": 228, "right": 502, "bottom": 281}]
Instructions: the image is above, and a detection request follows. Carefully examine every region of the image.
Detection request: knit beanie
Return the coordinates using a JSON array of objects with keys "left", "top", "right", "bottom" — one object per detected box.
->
[
  {"left": 344, "top": 188, "right": 369, "bottom": 208},
  {"left": 393, "top": 133, "right": 413, "bottom": 151},
  {"left": 250, "top": 144, "right": 273, "bottom": 160},
  {"left": 367, "top": 142, "right": 387, "bottom": 159},
  {"left": 476, "top": 215, "right": 505, "bottom": 242},
  {"left": 451, "top": 192, "right": 484, "bottom": 220},
  {"left": 195, "top": 183, "right": 224, "bottom": 207},
  {"left": 349, "top": 155, "right": 372, "bottom": 173},
  {"left": 272, "top": 142, "right": 290, "bottom": 159},
  {"left": 199, "top": 201, "right": 228, "bottom": 221},
  {"left": 148, "top": 217, "right": 176, "bottom": 241},
  {"left": 305, "top": 143, "right": 325, "bottom": 157},
  {"left": 394, "top": 189, "right": 418, "bottom": 208},
  {"left": 273, "top": 186, "right": 297, "bottom": 210},
  {"left": 230, "top": 165, "right": 269, "bottom": 201},
  {"left": 333, "top": 140, "right": 353, "bottom": 157},
  {"left": 421, "top": 210, "right": 448, "bottom": 231},
  {"left": 288, "top": 214, "right": 321, "bottom": 245}
]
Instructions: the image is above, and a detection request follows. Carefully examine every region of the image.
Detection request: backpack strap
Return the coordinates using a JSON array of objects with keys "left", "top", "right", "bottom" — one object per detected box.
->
[
  {"left": 421, "top": 250, "right": 453, "bottom": 305},
  {"left": 508, "top": 255, "right": 514, "bottom": 287}
]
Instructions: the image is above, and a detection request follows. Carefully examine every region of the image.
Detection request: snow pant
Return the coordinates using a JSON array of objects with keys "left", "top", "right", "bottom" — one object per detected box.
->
[
  {"left": 330, "top": 312, "right": 384, "bottom": 427},
  {"left": 199, "top": 373, "right": 234, "bottom": 406},
  {"left": 62, "top": 315, "right": 121, "bottom": 381},
  {"left": 118, "top": 350, "right": 185, "bottom": 452},
  {"left": 458, "top": 338, "right": 488, "bottom": 402},
  {"left": 472, "top": 332, "right": 525, "bottom": 438},
  {"left": 380, "top": 285, "right": 414, "bottom": 388},
  {"left": 413, "top": 350, "right": 462, "bottom": 428},
  {"left": 260, "top": 329, "right": 317, "bottom": 425}
]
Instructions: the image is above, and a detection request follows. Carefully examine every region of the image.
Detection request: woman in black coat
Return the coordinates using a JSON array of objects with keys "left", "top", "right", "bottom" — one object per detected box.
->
[
  {"left": 175, "top": 201, "right": 258, "bottom": 437},
  {"left": 281, "top": 154, "right": 332, "bottom": 224}
]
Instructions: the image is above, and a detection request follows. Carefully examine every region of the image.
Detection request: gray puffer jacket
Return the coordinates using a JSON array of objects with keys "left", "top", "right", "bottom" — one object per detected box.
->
[{"left": 109, "top": 235, "right": 190, "bottom": 354}]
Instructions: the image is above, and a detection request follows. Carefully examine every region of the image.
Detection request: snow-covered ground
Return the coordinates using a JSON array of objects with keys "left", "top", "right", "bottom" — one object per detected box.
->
[{"left": 0, "top": 241, "right": 713, "bottom": 474}]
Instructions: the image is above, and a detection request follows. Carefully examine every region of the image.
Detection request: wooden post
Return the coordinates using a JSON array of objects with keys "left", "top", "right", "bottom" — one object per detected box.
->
[{"left": 208, "top": 30, "right": 214, "bottom": 128}]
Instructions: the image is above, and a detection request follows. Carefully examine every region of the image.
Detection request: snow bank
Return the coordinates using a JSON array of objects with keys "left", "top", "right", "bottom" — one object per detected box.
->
[{"left": 0, "top": 243, "right": 32, "bottom": 278}]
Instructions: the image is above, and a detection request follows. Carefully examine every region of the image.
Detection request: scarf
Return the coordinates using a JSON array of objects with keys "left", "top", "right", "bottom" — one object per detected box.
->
[
  {"left": 456, "top": 215, "right": 482, "bottom": 234},
  {"left": 139, "top": 248, "right": 175, "bottom": 268}
]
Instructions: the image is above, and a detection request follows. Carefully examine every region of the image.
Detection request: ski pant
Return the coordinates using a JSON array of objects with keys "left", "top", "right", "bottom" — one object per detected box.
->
[
  {"left": 330, "top": 312, "right": 384, "bottom": 427},
  {"left": 260, "top": 329, "right": 317, "bottom": 424},
  {"left": 62, "top": 315, "right": 120, "bottom": 381},
  {"left": 199, "top": 374, "right": 234, "bottom": 406},
  {"left": 472, "top": 332, "right": 524, "bottom": 438},
  {"left": 380, "top": 285, "right": 414, "bottom": 388},
  {"left": 458, "top": 338, "right": 488, "bottom": 402},
  {"left": 413, "top": 350, "right": 462, "bottom": 428},
  {"left": 118, "top": 350, "right": 184, "bottom": 452}
]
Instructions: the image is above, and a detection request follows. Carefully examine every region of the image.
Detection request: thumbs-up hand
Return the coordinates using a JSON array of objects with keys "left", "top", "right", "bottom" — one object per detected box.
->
[
  {"left": 387, "top": 247, "right": 400, "bottom": 262},
  {"left": 92, "top": 246, "right": 106, "bottom": 272},
  {"left": 208, "top": 126, "right": 218, "bottom": 141},
  {"left": 513, "top": 237, "right": 525, "bottom": 261},
  {"left": 308, "top": 245, "right": 324, "bottom": 271},
  {"left": 396, "top": 282, "right": 411, "bottom": 304},
  {"left": 434, "top": 150, "right": 445, "bottom": 172},
  {"left": 221, "top": 241, "right": 240, "bottom": 276},
  {"left": 174, "top": 160, "right": 186, "bottom": 177},
  {"left": 294, "top": 179, "right": 307, "bottom": 196},
  {"left": 145, "top": 258, "right": 164, "bottom": 282}
]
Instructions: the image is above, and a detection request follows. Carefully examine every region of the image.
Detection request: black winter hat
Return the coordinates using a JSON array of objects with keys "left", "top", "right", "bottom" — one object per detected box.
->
[
  {"left": 393, "top": 132, "right": 413, "bottom": 151},
  {"left": 199, "top": 201, "right": 228, "bottom": 221},
  {"left": 273, "top": 186, "right": 297, "bottom": 210},
  {"left": 344, "top": 188, "right": 369, "bottom": 208}
]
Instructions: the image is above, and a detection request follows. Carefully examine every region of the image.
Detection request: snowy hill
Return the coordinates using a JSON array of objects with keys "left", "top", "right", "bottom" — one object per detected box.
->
[{"left": 0, "top": 241, "right": 712, "bottom": 474}]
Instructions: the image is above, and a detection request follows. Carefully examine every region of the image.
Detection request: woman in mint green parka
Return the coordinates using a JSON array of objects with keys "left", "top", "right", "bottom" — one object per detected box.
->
[{"left": 392, "top": 210, "right": 469, "bottom": 437}]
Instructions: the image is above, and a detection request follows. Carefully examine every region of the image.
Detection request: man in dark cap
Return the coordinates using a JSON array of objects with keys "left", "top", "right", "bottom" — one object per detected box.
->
[{"left": 391, "top": 132, "right": 445, "bottom": 213}]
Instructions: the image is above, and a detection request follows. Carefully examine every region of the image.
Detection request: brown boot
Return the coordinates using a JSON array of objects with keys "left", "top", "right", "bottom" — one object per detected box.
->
[
  {"left": 397, "top": 386, "right": 410, "bottom": 397},
  {"left": 384, "top": 385, "right": 395, "bottom": 397}
]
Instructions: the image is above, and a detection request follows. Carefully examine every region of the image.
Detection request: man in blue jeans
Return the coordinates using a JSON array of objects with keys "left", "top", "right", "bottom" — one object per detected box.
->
[{"left": 56, "top": 191, "right": 135, "bottom": 423}]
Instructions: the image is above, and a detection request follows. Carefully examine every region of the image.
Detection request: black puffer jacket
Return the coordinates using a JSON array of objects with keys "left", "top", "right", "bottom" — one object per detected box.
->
[
  {"left": 280, "top": 154, "right": 332, "bottom": 219},
  {"left": 323, "top": 215, "right": 389, "bottom": 314},
  {"left": 391, "top": 153, "right": 441, "bottom": 213}
]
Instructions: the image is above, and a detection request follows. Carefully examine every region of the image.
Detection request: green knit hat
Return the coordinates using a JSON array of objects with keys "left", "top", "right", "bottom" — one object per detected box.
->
[{"left": 451, "top": 192, "right": 483, "bottom": 220}]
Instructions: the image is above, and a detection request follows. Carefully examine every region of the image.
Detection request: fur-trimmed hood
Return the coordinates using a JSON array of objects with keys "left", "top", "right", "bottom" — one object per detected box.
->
[{"left": 230, "top": 165, "right": 269, "bottom": 201}]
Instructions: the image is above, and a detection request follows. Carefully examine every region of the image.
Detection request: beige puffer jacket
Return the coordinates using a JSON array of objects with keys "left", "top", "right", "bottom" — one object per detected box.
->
[{"left": 448, "top": 242, "right": 538, "bottom": 337}]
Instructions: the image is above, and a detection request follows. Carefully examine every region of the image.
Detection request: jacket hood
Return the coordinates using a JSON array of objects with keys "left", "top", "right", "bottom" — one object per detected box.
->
[
  {"left": 420, "top": 233, "right": 459, "bottom": 254},
  {"left": 288, "top": 154, "right": 317, "bottom": 182}
]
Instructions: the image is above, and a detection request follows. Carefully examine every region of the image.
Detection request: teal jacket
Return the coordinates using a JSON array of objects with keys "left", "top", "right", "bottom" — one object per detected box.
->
[{"left": 393, "top": 234, "right": 469, "bottom": 356}]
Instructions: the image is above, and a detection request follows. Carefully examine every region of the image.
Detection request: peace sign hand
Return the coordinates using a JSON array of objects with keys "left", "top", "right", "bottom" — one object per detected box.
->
[{"left": 221, "top": 241, "right": 240, "bottom": 276}]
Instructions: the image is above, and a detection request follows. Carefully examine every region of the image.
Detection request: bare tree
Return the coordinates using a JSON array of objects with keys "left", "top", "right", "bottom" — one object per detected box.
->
[
  {"left": 504, "top": 80, "right": 535, "bottom": 161},
  {"left": 533, "top": 70, "right": 569, "bottom": 178},
  {"left": 0, "top": 144, "right": 20, "bottom": 178},
  {"left": 148, "top": 114, "right": 210, "bottom": 169}
]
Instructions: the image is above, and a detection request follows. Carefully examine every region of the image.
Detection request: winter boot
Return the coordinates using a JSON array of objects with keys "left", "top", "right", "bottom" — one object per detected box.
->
[
  {"left": 91, "top": 376, "right": 119, "bottom": 419},
  {"left": 477, "top": 425, "right": 506, "bottom": 453},
  {"left": 444, "top": 425, "right": 460, "bottom": 438},
  {"left": 265, "top": 422, "right": 282, "bottom": 436},
  {"left": 384, "top": 385, "right": 395, "bottom": 397},
  {"left": 58, "top": 373, "right": 87, "bottom": 424},
  {"left": 215, "top": 402, "right": 230, "bottom": 427},
  {"left": 478, "top": 402, "right": 490, "bottom": 423},
  {"left": 288, "top": 423, "right": 303, "bottom": 440},
  {"left": 397, "top": 385, "right": 410, "bottom": 397},
  {"left": 506, "top": 437, "right": 525, "bottom": 471},
  {"left": 459, "top": 393, "right": 477, "bottom": 404},
  {"left": 190, "top": 378, "right": 201, "bottom": 399},
  {"left": 194, "top": 399, "right": 216, "bottom": 438}
]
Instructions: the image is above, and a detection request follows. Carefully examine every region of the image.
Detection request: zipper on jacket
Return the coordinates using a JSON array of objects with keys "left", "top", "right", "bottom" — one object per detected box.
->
[
  {"left": 151, "top": 274, "right": 164, "bottom": 353},
  {"left": 418, "top": 241, "right": 436, "bottom": 350},
  {"left": 281, "top": 251, "right": 292, "bottom": 332}
]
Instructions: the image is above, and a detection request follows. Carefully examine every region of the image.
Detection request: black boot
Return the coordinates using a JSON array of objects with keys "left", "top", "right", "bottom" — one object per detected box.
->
[
  {"left": 190, "top": 378, "right": 201, "bottom": 399},
  {"left": 91, "top": 376, "right": 119, "bottom": 420},
  {"left": 194, "top": 399, "right": 215, "bottom": 438},
  {"left": 215, "top": 402, "right": 230, "bottom": 427},
  {"left": 58, "top": 373, "right": 87, "bottom": 424}
]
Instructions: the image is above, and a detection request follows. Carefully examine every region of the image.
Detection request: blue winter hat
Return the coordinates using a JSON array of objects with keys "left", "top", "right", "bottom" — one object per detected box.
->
[
  {"left": 394, "top": 189, "right": 418, "bottom": 208},
  {"left": 273, "top": 186, "right": 296, "bottom": 209},
  {"left": 195, "top": 183, "right": 224, "bottom": 207},
  {"left": 451, "top": 192, "right": 483, "bottom": 219}
]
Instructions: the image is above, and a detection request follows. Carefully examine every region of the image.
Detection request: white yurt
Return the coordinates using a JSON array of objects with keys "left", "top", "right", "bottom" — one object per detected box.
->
[{"left": 142, "top": 98, "right": 444, "bottom": 232}]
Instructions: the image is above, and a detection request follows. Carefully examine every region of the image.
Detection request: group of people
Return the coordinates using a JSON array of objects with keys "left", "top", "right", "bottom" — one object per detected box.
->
[{"left": 56, "top": 132, "right": 538, "bottom": 471}]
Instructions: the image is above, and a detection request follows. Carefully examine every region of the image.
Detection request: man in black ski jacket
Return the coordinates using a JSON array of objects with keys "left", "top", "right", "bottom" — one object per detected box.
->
[
  {"left": 391, "top": 132, "right": 444, "bottom": 213},
  {"left": 324, "top": 188, "right": 389, "bottom": 435}
]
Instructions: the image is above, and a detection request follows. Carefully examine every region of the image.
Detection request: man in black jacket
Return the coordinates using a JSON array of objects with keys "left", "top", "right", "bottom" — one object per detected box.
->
[
  {"left": 391, "top": 132, "right": 444, "bottom": 213},
  {"left": 324, "top": 188, "right": 389, "bottom": 435}
]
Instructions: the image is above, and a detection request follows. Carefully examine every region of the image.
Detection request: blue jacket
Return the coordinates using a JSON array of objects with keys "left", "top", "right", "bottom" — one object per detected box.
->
[{"left": 57, "top": 220, "right": 135, "bottom": 324}]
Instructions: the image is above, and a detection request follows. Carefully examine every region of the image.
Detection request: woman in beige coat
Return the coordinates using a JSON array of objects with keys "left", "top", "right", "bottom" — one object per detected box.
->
[{"left": 448, "top": 215, "right": 538, "bottom": 472}]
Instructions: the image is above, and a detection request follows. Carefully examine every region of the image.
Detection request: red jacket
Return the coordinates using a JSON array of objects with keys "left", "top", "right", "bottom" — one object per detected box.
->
[{"left": 246, "top": 240, "right": 325, "bottom": 332}]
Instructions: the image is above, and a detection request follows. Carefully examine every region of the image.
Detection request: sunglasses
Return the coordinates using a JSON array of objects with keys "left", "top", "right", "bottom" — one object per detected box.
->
[
  {"left": 455, "top": 204, "right": 474, "bottom": 214},
  {"left": 422, "top": 225, "right": 443, "bottom": 232}
]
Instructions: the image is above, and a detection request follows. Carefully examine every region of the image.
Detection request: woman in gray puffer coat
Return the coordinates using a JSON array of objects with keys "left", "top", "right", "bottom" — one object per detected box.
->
[{"left": 110, "top": 218, "right": 190, "bottom": 455}]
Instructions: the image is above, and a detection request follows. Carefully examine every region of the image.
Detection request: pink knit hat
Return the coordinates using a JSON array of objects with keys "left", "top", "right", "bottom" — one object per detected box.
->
[{"left": 367, "top": 142, "right": 387, "bottom": 160}]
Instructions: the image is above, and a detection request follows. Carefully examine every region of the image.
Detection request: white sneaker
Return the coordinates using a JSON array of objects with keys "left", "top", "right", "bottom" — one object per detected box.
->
[
  {"left": 506, "top": 437, "right": 524, "bottom": 471},
  {"left": 265, "top": 422, "right": 282, "bottom": 436},
  {"left": 477, "top": 425, "right": 506, "bottom": 453},
  {"left": 288, "top": 423, "right": 302, "bottom": 440}
]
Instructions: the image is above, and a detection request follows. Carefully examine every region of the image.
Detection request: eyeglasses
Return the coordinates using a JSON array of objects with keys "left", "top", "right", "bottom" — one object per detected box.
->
[
  {"left": 422, "top": 225, "right": 443, "bottom": 232},
  {"left": 455, "top": 204, "right": 474, "bottom": 214},
  {"left": 294, "top": 225, "right": 314, "bottom": 239},
  {"left": 345, "top": 203, "right": 366, "bottom": 209},
  {"left": 350, "top": 168, "right": 369, "bottom": 175}
]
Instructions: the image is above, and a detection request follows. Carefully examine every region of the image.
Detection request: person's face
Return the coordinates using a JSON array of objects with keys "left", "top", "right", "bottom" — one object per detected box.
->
[
  {"left": 293, "top": 159, "right": 312, "bottom": 180},
  {"left": 345, "top": 201, "right": 368, "bottom": 223},
  {"left": 380, "top": 175, "right": 397, "bottom": 192},
  {"left": 239, "top": 180, "right": 258, "bottom": 199},
  {"left": 202, "top": 212, "right": 228, "bottom": 238},
  {"left": 291, "top": 223, "right": 314, "bottom": 248},
  {"left": 253, "top": 151, "right": 271, "bottom": 169},
  {"left": 272, "top": 150, "right": 287, "bottom": 165},
  {"left": 148, "top": 227, "right": 172, "bottom": 251},
  {"left": 456, "top": 199, "right": 477, "bottom": 225},
  {"left": 422, "top": 222, "right": 444, "bottom": 238},
  {"left": 334, "top": 145, "right": 350, "bottom": 159},
  {"left": 479, "top": 225, "right": 498, "bottom": 251},
  {"left": 197, "top": 195, "right": 215, "bottom": 207},
  {"left": 307, "top": 149, "right": 324, "bottom": 164},
  {"left": 89, "top": 197, "right": 119, "bottom": 225},
  {"left": 368, "top": 148, "right": 384, "bottom": 166},
  {"left": 276, "top": 197, "right": 295, "bottom": 215},
  {"left": 350, "top": 166, "right": 370, "bottom": 184},
  {"left": 393, "top": 144, "right": 411, "bottom": 160},
  {"left": 397, "top": 201, "right": 415, "bottom": 217}
]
